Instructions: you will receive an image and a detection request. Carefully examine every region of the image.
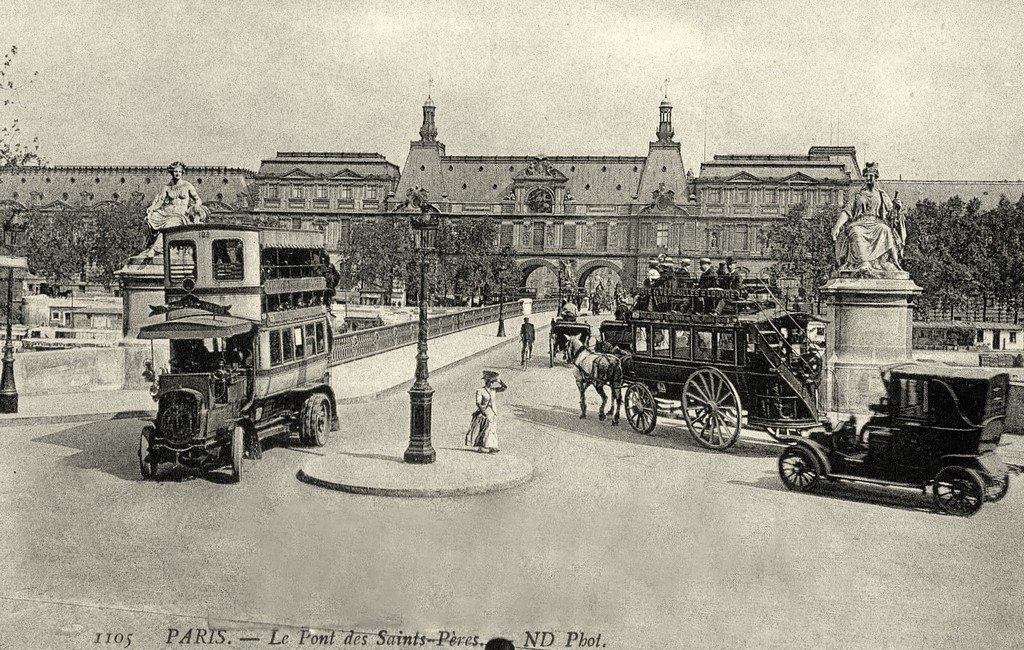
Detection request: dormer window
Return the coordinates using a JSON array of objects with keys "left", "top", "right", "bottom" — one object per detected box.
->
[{"left": 527, "top": 188, "right": 553, "bottom": 214}]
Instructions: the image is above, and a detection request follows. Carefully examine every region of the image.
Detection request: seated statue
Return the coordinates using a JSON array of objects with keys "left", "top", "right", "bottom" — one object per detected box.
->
[
  {"left": 140, "top": 161, "right": 207, "bottom": 258},
  {"left": 830, "top": 162, "right": 905, "bottom": 276}
]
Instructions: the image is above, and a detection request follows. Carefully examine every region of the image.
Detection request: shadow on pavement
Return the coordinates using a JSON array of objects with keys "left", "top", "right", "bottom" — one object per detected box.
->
[
  {"left": 510, "top": 402, "right": 782, "bottom": 458},
  {"left": 33, "top": 419, "right": 144, "bottom": 482},
  {"left": 730, "top": 471, "right": 937, "bottom": 515},
  {"left": 334, "top": 451, "right": 404, "bottom": 463}
]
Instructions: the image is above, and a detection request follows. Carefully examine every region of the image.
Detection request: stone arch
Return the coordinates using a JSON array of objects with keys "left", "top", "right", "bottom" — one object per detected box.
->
[
  {"left": 576, "top": 259, "right": 624, "bottom": 290},
  {"left": 519, "top": 257, "right": 559, "bottom": 297}
]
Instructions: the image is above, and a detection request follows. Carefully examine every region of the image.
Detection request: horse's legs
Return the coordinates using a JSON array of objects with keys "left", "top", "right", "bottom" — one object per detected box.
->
[
  {"left": 576, "top": 376, "right": 587, "bottom": 419},
  {"left": 595, "top": 384, "right": 608, "bottom": 421},
  {"left": 611, "top": 383, "right": 622, "bottom": 425}
]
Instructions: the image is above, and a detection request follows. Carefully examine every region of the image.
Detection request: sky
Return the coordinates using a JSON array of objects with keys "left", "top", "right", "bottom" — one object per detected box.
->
[{"left": 2, "top": 0, "right": 1022, "bottom": 180}]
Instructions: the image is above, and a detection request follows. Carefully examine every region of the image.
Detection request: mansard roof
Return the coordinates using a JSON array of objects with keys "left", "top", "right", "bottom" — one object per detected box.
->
[
  {"left": 697, "top": 154, "right": 852, "bottom": 183},
  {"left": 422, "top": 155, "right": 658, "bottom": 204},
  {"left": 258, "top": 151, "right": 399, "bottom": 180},
  {"left": 886, "top": 179, "right": 1024, "bottom": 211}
]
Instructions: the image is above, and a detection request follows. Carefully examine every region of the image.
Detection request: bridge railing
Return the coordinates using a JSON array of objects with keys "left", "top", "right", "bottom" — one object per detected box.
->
[{"left": 330, "top": 298, "right": 558, "bottom": 365}]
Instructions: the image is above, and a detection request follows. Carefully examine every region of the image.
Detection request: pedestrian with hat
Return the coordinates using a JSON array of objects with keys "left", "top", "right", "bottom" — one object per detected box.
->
[{"left": 465, "top": 370, "right": 508, "bottom": 453}]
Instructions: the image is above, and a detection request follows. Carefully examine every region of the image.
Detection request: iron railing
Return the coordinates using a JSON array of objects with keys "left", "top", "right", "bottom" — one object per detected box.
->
[{"left": 329, "top": 298, "right": 557, "bottom": 365}]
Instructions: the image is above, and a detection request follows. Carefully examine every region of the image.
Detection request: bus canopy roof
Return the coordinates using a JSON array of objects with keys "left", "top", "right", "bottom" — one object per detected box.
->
[{"left": 138, "top": 314, "right": 254, "bottom": 340}]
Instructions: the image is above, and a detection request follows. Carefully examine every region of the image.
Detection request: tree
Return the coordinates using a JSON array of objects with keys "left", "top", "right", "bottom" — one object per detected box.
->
[
  {"left": 0, "top": 45, "right": 42, "bottom": 169},
  {"left": 22, "top": 209, "right": 90, "bottom": 289},
  {"left": 89, "top": 194, "right": 149, "bottom": 289},
  {"left": 763, "top": 202, "right": 838, "bottom": 299},
  {"left": 349, "top": 216, "right": 412, "bottom": 305}
]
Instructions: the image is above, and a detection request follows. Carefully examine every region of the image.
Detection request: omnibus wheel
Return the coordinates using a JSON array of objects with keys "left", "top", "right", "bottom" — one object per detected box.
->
[
  {"left": 990, "top": 473, "right": 1010, "bottom": 502},
  {"left": 230, "top": 424, "right": 244, "bottom": 483},
  {"left": 933, "top": 466, "right": 985, "bottom": 517},
  {"left": 139, "top": 426, "right": 158, "bottom": 480},
  {"left": 778, "top": 446, "right": 821, "bottom": 491},
  {"left": 624, "top": 383, "right": 658, "bottom": 435},
  {"left": 682, "top": 367, "right": 742, "bottom": 450},
  {"left": 300, "top": 393, "right": 331, "bottom": 447}
]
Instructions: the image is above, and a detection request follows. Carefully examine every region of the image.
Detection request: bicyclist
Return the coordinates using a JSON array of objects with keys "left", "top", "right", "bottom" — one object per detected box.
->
[{"left": 520, "top": 317, "right": 535, "bottom": 366}]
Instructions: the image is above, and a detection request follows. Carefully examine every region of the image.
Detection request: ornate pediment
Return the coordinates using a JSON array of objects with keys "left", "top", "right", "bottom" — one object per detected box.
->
[
  {"left": 512, "top": 157, "right": 567, "bottom": 182},
  {"left": 278, "top": 168, "right": 316, "bottom": 180},
  {"left": 780, "top": 172, "right": 819, "bottom": 184},
  {"left": 39, "top": 200, "right": 75, "bottom": 211},
  {"left": 392, "top": 186, "right": 437, "bottom": 214},
  {"left": 724, "top": 171, "right": 763, "bottom": 183},
  {"left": 329, "top": 168, "right": 365, "bottom": 180},
  {"left": 639, "top": 182, "right": 689, "bottom": 215}
]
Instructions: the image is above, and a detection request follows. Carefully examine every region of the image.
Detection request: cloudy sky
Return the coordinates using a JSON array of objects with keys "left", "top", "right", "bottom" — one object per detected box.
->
[{"left": 2, "top": 0, "right": 1021, "bottom": 180}]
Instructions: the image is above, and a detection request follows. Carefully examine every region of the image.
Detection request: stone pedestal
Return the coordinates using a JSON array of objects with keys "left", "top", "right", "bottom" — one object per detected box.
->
[
  {"left": 115, "top": 255, "right": 165, "bottom": 339},
  {"left": 820, "top": 276, "right": 922, "bottom": 418}
]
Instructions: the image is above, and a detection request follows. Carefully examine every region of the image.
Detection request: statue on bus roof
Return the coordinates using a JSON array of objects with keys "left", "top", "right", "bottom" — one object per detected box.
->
[
  {"left": 830, "top": 162, "right": 906, "bottom": 276},
  {"left": 139, "top": 161, "right": 208, "bottom": 258}
]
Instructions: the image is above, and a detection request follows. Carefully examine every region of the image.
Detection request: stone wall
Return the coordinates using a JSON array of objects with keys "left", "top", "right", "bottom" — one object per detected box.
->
[{"left": 12, "top": 344, "right": 169, "bottom": 395}]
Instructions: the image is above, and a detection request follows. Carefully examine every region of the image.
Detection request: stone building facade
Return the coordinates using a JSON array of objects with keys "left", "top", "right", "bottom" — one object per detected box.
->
[
  {"left": 390, "top": 96, "right": 696, "bottom": 293},
  {"left": 251, "top": 151, "right": 401, "bottom": 249}
]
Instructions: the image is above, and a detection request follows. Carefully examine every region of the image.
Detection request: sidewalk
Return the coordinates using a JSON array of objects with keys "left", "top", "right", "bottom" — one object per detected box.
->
[
  {"left": 0, "top": 311, "right": 555, "bottom": 427},
  {"left": 331, "top": 310, "right": 554, "bottom": 404}
]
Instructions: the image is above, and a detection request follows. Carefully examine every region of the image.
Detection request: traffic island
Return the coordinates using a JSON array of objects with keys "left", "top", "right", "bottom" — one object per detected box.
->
[{"left": 297, "top": 448, "right": 534, "bottom": 497}]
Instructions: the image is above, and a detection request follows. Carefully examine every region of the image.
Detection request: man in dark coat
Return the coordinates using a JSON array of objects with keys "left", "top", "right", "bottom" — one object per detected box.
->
[{"left": 520, "top": 317, "right": 536, "bottom": 366}]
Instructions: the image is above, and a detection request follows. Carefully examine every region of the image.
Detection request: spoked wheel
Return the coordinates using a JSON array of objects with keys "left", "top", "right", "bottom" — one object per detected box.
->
[
  {"left": 990, "top": 473, "right": 1010, "bottom": 502},
  {"left": 778, "top": 446, "right": 821, "bottom": 491},
  {"left": 682, "top": 368, "right": 742, "bottom": 450},
  {"left": 765, "top": 426, "right": 802, "bottom": 443},
  {"left": 933, "top": 466, "right": 985, "bottom": 517},
  {"left": 624, "top": 383, "right": 658, "bottom": 435},
  {"left": 230, "top": 425, "right": 244, "bottom": 483},
  {"left": 138, "top": 427, "right": 158, "bottom": 480}
]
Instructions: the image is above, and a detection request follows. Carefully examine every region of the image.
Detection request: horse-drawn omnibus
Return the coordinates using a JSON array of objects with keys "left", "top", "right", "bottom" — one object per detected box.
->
[
  {"left": 549, "top": 285, "right": 591, "bottom": 366},
  {"left": 137, "top": 224, "right": 339, "bottom": 482},
  {"left": 606, "top": 283, "right": 825, "bottom": 450}
]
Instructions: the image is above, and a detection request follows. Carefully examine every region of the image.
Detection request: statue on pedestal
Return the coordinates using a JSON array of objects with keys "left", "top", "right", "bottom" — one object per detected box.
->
[
  {"left": 830, "top": 162, "right": 906, "bottom": 277},
  {"left": 139, "top": 161, "right": 207, "bottom": 258}
]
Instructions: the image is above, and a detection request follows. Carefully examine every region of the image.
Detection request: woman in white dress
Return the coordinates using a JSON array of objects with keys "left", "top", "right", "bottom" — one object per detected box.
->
[{"left": 465, "top": 370, "right": 507, "bottom": 453}]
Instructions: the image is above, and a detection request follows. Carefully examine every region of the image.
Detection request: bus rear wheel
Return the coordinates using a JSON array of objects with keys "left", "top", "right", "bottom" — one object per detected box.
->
[{"left": 300, "top": 393, "right": 331, "bottom": 447}]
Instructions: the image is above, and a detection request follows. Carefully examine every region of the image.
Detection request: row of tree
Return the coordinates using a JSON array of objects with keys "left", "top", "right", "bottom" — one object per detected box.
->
[
  {"left": 764, "top": 194, "right": 1024, "bottom": 312},
  {"left": 346, "top": 216, "right": 517, "bottom": 305}
]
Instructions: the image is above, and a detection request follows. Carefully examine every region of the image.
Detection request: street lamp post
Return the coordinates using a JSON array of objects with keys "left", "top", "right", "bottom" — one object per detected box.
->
[
  {"left": 405, "top": 209, "right": 439, "bottom": 464},
  {"left": 0, "top": 255, "right": 28, "bottom": 414},
  {"left": 496, "top": 262, "right": 507, "bottom": 337}
]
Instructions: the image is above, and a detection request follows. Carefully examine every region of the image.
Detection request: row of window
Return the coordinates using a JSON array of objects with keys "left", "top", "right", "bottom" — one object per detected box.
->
[
  {"left": 167, "top": 240, "right": 328, "bottom": 284},
  {"left": 703, "top": 187, "right": 845, "bottom": 206},
  {"left": 266, "top": 184, "right": 380, "bottom": 200},
  {"left": 268, "top": 322, "right": 328, "bottom": 366},
  {"left": 634, "top": 325, "right": 737, "bottom": 364}
]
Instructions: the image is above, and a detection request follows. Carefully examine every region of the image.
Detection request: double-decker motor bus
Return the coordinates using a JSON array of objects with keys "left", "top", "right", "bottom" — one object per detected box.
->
[{"left": 137, "top": 224, "right": 338, "bottom": 482}]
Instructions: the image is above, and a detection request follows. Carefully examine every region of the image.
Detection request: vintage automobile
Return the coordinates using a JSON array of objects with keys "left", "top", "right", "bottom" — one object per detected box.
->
[
  {"left": 778, "top": 363, "right": 1012, "bottom": 517},
  {"left": 138, "top": 224, "right": 339, "bottom": 482}
]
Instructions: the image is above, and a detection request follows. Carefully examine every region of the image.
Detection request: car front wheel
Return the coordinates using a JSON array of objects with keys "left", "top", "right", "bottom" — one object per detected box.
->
[{"left": 933, "top": 466, "right": 985, "bottom": 517}]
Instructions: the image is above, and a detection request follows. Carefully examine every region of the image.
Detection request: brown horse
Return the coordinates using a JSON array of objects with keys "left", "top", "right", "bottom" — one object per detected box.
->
[{"left": 565, "top": 334, "right": 624, "bottom": 424}]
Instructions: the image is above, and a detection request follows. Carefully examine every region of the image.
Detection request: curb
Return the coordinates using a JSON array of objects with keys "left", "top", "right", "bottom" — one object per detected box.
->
[
  {"left": 0, "top": 409, "right": 156, "bottom": 428},
  {"left": 296, "top": 464, "right": 534, "bottom": 498},
  {"left": 334, "top": 313, "right": 558, "bottom": 405}
]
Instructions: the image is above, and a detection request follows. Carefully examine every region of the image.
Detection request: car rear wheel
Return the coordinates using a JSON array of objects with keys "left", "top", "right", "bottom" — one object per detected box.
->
[
  {"left": 933, "top": 466, "right": 985, "bottom": 517},
  {"left": 138, "top": 427, "right": 158, "bottom": 480},
  {"left": 230, "top": 425, "right": 244, "bottom": 483},
  {"left": 778, "top": 446, "right": 821, "bottom": 491},
  {"left": 300, "top": 393, "right": 330, "bottom": 447}
]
